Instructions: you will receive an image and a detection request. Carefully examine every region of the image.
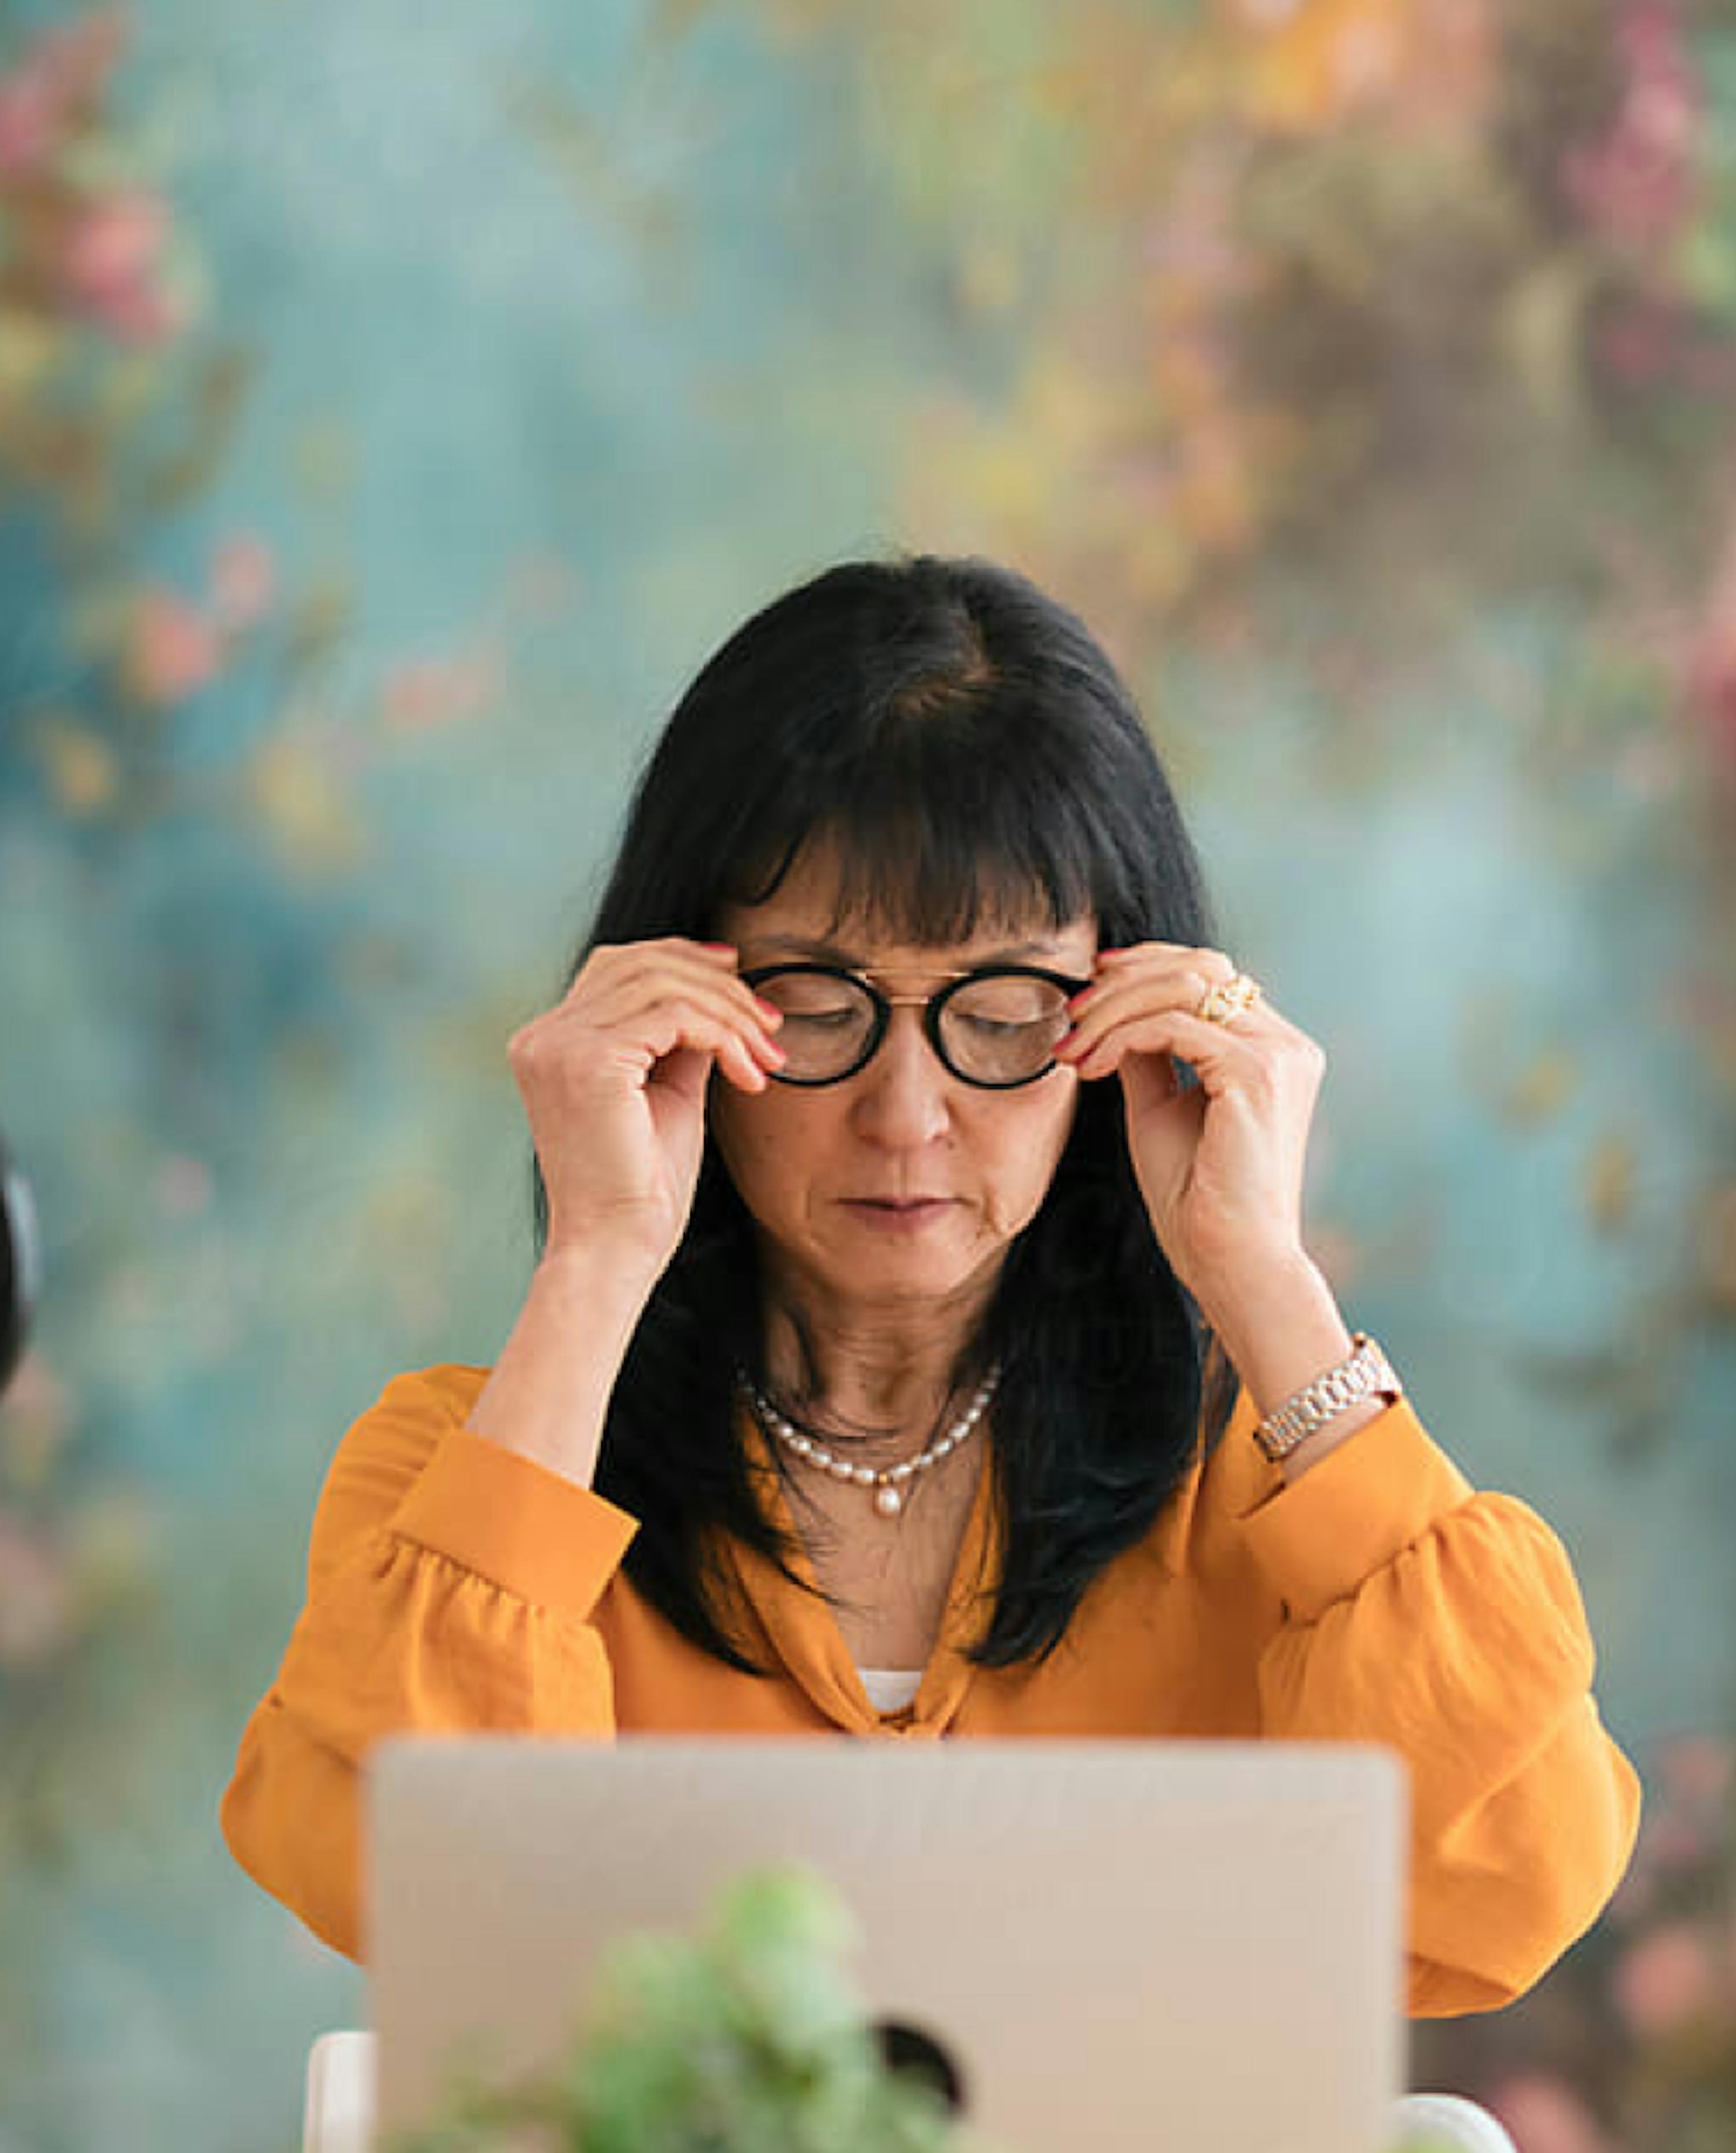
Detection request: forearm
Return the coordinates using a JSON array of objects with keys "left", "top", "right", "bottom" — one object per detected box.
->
[
  {"left": 1194, "top": 1248, "right": 1385, "bottom": 1481},
  {"left": 464, "top": 1244, "right": 657, "bottom": 1487}
]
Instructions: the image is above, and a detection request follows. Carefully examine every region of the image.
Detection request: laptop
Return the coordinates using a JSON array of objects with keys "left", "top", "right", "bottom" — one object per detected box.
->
[{"left": 365, "top": 1736, "right": 1407, "bottom": 2153}]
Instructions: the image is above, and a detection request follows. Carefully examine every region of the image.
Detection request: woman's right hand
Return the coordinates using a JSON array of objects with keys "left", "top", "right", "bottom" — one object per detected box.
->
[{"left": 506, "top": 939, "right": 785, "bottom": 1283}]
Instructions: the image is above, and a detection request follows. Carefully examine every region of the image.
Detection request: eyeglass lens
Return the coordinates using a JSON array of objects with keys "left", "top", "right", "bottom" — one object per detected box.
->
[{"left": 749, "top": 969, "right": 1073, "bottom": 1085}]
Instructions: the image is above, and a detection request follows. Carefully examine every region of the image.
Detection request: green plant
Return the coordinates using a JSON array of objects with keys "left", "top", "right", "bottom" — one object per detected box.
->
[
  {"left": 381, "top": 1864, "right": 998, "bottom": 2153},
  {"left": 378, "top": 1859, "right": 1489, "bottom": 2153}
]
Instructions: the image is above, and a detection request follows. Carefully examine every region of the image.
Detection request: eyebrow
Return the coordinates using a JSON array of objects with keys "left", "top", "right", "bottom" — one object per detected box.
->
[{"left": 742, "top": 934, "right": 1072, "bottom": 966}]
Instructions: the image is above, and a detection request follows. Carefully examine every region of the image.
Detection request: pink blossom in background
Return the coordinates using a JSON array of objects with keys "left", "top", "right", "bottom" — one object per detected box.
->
[
  {"left": 58, "top": 188, "right": 165, "bottom": 296},
  {"left": 1654, "top": 1732, "right": 1736, "bottom": 1808},
  {"left": 1687, "top": 646, "right": 1736, "bottom": 767},
  {"left": 1561, "top": 0, "right": 1701, "bottom": 250},
  {"left": 1679, "top": 505, "right": 1736, "bottom": 773},
  {"left": 1592, "top": 304, "right": 1736, "bottom": 403},
  {"left": 1594, "top": 300, "right": 1686, "bottom": 387},
  {"left": 380, "top": 642, "right": 503, "bottom": 735},
  {"left": 123, "top": 587, "right": 223, "bottom": 708},
  {"left": 208, "top": 533, "right": 277, "bottom": 632},
  {"left": 58, "top": 188, "right": 178, "bottom": 347},
  {"left": 83, "top": 275, "right": 178, "bottom": 347},
  {"left": 1641, "top": 1809, "right": 1714, "bottom": 1873},
  {"left": 1611, "top": 1920, "right": 1728, "bottom": 2038},
  {"left": 0, "top": 9, "right": 126, "bottom": 178},
  {"left": 1487, "top": 2073, "right": 1620, "bottom": 2153},
  {"left": 0, "top": 64, "right": 60, "bottom": 178}
]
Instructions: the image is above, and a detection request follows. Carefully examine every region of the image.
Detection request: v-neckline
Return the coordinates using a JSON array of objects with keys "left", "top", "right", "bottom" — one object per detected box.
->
[{"left": 721, "top": 1398, "right": 1004, "bottom": 1734}]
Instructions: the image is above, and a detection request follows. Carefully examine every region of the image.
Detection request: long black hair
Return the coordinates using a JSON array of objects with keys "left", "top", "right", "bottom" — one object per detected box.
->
[{"left": 533, "top": 553, "right": 1240, "bottom": 1673}]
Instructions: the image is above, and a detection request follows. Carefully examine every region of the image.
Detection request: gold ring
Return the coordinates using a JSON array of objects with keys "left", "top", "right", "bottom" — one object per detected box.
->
[{"left": 1197, "top": 971, "right": 1263, "bottom": 1026}]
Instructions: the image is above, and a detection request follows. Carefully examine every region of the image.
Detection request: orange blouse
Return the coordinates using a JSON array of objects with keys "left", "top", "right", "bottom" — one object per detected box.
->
[{"left": 220, "top": 1362, "right": 1641, "bottom": 2015}]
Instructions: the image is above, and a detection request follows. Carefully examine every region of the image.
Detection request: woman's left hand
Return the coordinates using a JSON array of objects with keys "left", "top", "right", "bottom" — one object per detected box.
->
[{"left": 1054, "top": 945, "right": 1326, "bottom": 1306}]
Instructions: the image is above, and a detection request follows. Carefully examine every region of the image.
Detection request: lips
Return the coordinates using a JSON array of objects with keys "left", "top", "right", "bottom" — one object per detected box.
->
[{"left": 839, "top": 1197, "right": 960, "bottom": 1236}]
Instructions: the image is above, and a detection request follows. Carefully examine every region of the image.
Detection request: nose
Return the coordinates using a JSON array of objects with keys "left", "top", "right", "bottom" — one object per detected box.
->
[{"left": 848, "top": 1004, "right": 952, "bottom": 1147}]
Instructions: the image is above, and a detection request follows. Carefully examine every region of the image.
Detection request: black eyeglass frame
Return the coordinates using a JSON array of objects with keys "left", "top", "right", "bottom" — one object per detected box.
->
[{"left": 740, "top": 961, "right": 1093, "bottom": 1090}]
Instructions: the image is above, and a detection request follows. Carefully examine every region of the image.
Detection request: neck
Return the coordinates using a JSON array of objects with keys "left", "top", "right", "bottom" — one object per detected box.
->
[{"left": 755, "top": 1274, "right": 993, "bottom": 1454}]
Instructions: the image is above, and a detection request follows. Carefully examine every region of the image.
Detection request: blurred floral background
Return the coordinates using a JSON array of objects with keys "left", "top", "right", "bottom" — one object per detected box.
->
[{"left": 2, "top": 1, "right": 1734, "bottom": 2148}]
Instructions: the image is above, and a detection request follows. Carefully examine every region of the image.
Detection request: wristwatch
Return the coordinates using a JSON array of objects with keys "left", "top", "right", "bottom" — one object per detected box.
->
[{"left": 1252, "top": 1332, "right": 1403, "bottom": 1464}]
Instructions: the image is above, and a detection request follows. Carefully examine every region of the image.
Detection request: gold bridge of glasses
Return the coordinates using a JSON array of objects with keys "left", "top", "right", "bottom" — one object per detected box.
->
[{"left": 746, "top": 965, "right": 1082, "bottom": 1087}]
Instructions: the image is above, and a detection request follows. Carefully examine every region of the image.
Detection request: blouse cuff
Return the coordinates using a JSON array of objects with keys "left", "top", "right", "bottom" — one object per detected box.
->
[
  {"left": 388, "top": 1427, "right": 640, "bottom": 1619},
  {"left": 1234, "top": 1397, "right": 1476, "bottom": 1622}
]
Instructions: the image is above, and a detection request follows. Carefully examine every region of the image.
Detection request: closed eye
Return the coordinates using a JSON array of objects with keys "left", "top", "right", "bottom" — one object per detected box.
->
[{"left": 955, "top": 1013, "right": 1044, "bottom": 1037}]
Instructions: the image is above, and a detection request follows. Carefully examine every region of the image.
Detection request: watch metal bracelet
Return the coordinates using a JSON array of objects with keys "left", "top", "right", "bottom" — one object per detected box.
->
[{"left": 1252, "top": 1332, "right": 1404, "bottom": 1463}]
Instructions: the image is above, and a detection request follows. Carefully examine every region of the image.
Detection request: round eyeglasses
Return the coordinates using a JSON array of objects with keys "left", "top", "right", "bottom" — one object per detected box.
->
[{"left": 741, "top": 962, "right": 1091, "bottom": 1090}]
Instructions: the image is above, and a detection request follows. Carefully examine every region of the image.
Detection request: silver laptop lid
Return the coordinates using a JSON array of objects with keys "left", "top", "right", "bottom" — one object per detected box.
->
[{"left": 367, "top": 1736, "right": 1406, "bottom": 2153}]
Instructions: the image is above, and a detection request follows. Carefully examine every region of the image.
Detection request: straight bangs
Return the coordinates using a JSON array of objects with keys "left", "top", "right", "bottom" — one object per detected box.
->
[{"left": 716, "top": 692, "right": 1134, "bottom": 950}]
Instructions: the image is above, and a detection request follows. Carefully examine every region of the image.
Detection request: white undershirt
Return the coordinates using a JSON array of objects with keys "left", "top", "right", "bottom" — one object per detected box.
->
[{"left": 858, "top": 1666, "right": 924, "bottom": 1714}]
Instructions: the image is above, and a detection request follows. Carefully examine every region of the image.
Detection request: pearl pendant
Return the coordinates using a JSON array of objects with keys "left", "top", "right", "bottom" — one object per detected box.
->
[{"left": 738, "top": 1365, "right": 1001, "bottom": 1525}]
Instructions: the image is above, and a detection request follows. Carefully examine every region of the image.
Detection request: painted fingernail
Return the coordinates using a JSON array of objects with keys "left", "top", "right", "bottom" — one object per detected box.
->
[{"left": 754, "top": 997, "right": 784, "bottom": 1023}]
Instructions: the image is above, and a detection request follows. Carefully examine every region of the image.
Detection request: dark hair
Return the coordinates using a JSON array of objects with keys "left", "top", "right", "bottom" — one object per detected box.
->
[{"left": 533, "top": 553, "right": 1240, "bottom": 1673}]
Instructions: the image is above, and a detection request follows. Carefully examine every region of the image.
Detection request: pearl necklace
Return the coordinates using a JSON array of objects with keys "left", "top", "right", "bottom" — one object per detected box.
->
[{"left": 739, "top": 1366, "right": 1001, "bottom": 1518}]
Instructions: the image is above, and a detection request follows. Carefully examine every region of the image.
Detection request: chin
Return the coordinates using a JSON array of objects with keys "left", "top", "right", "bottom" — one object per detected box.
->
[{"left": 819, "top": 1236, "right": 1002, "bottom": 1306}]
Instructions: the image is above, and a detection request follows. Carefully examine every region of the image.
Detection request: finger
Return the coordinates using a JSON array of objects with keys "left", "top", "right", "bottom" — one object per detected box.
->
[
  {"left": 591, "top": 935, "right": 741, "bottom": 967},
  {"left": 1091, "top": 943, "right": 1241, "bottom": 981},
  {"left": 1061, "top": 1005, "right": 1268, "bottom": 1085},
  {"left": 1070, "top": 954, "right": 1250, "bottom": 1033},
  {"left": 1062, "top": 969, "right": 1277, "bottom": 1064},
  {"left": 580, "top": 940, "right": 755, "bottom": 1008},
  {"left": 575, "top": 968, "right": 786, "bottom": 1063},
  {"left": 624, "top": 1000, "right": 782, "bottom": 1092},
  {"left": 580, "top": 939, "right": 759, "bottom": 1009},
  {"left": 523, "top": 986, "right": 785, "bottom": 1093},
  {"left": 594, "top": 965, "right": 786, "bottom": 1041}
]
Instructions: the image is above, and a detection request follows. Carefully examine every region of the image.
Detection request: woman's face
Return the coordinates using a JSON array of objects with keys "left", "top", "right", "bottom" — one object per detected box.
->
[{"left": 708, "top": 847, "right": 1097, "bottom": 1325}]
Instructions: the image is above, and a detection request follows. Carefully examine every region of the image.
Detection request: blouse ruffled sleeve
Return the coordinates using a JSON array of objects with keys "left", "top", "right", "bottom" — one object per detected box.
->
[
  {"left": 1233, "top": 1396, "right": 1643, "bottom": 2017},
  {"left": 219, "top": 1365, "right": 638, "bottom": 1963}
]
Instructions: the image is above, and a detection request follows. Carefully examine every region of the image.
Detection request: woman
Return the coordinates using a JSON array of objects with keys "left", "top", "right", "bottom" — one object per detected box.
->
[{"left": 221, "top": 553, "right": 1641, "bottom": 2012}]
